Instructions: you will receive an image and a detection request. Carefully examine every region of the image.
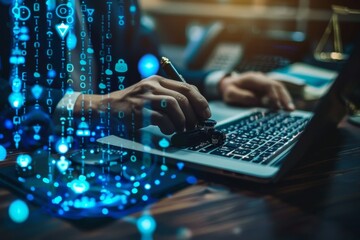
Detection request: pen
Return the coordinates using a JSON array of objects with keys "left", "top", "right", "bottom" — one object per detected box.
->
[{"left": 160, "top": 56, "right": 187, "bottom": 83}]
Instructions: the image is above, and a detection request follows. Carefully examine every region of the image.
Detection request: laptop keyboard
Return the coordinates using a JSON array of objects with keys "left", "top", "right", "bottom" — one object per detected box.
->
[{"left": 187, "top": 111, "right": 310, "bottom": 166}]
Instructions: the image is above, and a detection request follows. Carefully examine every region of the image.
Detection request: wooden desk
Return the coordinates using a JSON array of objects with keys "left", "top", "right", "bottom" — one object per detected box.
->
[{"left": 0, "top": 118, "right": 359, "bottom": 240}]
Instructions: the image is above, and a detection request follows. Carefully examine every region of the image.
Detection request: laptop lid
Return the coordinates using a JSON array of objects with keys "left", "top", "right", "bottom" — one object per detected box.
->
[{"left": 274, "top": 36, "right": 360, "bottom": 181}]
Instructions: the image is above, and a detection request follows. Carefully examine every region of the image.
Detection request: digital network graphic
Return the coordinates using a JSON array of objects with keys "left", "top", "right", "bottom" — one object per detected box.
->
[{"left": 0, "top": 0, "right": 195, "bottom": 235}]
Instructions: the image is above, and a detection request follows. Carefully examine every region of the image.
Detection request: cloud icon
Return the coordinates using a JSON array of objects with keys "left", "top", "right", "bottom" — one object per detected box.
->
[{"left": 105, "top": 69, "right": 113, "bottom": 75}]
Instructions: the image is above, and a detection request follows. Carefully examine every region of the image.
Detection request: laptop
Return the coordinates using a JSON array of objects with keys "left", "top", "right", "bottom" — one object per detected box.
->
[{"left": 97, "top": 38, "right": 359, "bottom": 183}]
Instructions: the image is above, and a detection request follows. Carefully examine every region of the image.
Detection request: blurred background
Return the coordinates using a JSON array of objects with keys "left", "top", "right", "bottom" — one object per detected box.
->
[{"left": 140, "top": 0, "right": 360, "bottom": 72}]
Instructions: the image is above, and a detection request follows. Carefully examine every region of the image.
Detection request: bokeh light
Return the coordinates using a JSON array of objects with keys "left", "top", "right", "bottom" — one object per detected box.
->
[
  {"left": 138, "top": 54, "right": 159, "bottom": 78},
  {"left": 8, "top": 199, "right": 29, "bottom": 223}
]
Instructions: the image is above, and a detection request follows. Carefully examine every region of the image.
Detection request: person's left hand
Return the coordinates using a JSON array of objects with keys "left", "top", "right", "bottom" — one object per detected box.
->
[{"left": 218, "top": 71, "right": 295, "bottom": 111}]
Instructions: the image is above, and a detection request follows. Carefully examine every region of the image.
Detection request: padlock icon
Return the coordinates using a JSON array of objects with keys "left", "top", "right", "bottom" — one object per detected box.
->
[{"left": 115, "top": 59, "right": 128, "bottom": 73}]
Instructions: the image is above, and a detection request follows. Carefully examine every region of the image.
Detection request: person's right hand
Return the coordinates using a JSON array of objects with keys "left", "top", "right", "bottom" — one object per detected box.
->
[{"left": 74, "top": 75, "right": 211, "bottom": 135}]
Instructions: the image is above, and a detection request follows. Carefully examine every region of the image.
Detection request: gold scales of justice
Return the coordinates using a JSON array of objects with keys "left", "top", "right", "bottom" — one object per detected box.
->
[{"left": 314, "top": 5, "right": 360, "bottom": 62}]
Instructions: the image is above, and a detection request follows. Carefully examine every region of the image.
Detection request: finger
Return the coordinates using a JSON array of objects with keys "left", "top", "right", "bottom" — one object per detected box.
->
[
  {"left": 274, "top": 84, "right": 295, "bottom": 111},
  {"left": 132, "top": 107, "right": 176, "bottom": 134},
  {"left": 158, "top": 79, "right": 211, "bottom": 119},
  {"left": 153, "top": 86, "right": 199, "bottom": 129},
  {"left": 139, "top": 93, "right": 186, "bottom": 131},
  {"left": 265, "top": 85, "right": 282, "bottom": 109},
  {"left": 223, "top": 85, "right": 260, "bottom": 106},
  {"left": 150, "top": 109, "right": 176, "bottom": 135}
]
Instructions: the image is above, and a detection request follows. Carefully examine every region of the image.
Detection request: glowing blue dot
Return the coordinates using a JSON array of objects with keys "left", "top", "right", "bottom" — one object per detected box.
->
[
  {"left": 26, "top": 194, "right": 34, "bottom": 201},
  {"left": 160, "top": 172, "right": 165, "bottom": 176},
  {"left": 58, "top": 209, "right": 64, "bottom": 215},
  {"left": 137, "top": 215, "right": 156, "bottom": 235},
  {"left": 171, "top": 174, "right": 176, "bottom": 179},
  {"left": 54, "top": 182, "right": 59, "bottom": 187},
  {"left": 159, "top": 138, "right": 170, "bottom": 148},
  {"left": 102, "top": 208, "right": 109, "bottom": 215},
  {"left": 138, "top": 54, "right": 159, "bottom": 78},
  {"left": 116, "top": 182, "right": 122, "bottom": 188},
  {"left": 56, "top": 140, "right": 69, "bottom": 154},
  {"left": 47, "top": 69, "right": 56, "bottom": 78},
  {"left": 129, "top": 5, "right": 137, "bottom": 13},
  {"left": 131, "top": 188, "right": 138, "bottom": 194},
  {"left": 30, "top": 186, "right": 35, "bottom": 191},
  {"left": 161, "top": 165, "right": 168, "bottom": 172},
  {"left": 141, "top": 173, "right": 147, "bottom": 178},
  {"left": 154, "top": 180, "right": 160, "bottom": 185},
  {"left": 16, "top": 154, "right": 32, "bottom": 168},
  {"left": 0, "top": 145, "right": 7, "bottom": 161},
  {"left": 8, "top": 92, "right": 24, "bottom": 109},
  {"left": 133, "top": 181, "right": 140, "bottom": 187},
  {"left": 4, "top": 119, "right": 13, "bottom": 129},
  {"left": 130, "top": 176, "right": 135, "bottom": 181},
  {"left": 186, "top": 176, "right": 198, "bottom": 185},
  {"left": 8, "top": 200, "right": 29, "bottom": 223},
  {"left": 115, "top": 175, "right": 121, "bottom": 181},
  {"left": 142, "top": 195, "right": 148, "bottom": 201},
  {"left": 144, "top": 184, "right": 151, "bottom": 190}
]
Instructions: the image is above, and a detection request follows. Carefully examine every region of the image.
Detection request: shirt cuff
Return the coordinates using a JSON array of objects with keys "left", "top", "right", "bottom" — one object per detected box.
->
[
  {"left": 52, "top": 92, "right": 81, "bottom": 127},
  {"left": 204, "top": 70, "right": 227, "bottom": 100}
]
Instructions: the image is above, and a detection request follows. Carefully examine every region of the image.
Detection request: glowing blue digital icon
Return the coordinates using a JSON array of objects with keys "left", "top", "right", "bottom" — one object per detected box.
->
[
  {"left": 115, "top": 59, "right": 128, "bottom": 73},
  {"left": 46, "top": 0, "right": 56, "bottom": 11},
  {"left": 8, "top": 199, "right": 29, "bottom": 223},
  {"left": 118, "top": 16, "right": 125, "bottom": 26},
  {"left": 0, "top": 145, "right": 7, "bottom": 161},
  {"left": 177, "top": 162, "right": 185, "bottom": 171},
  {"left": 31, "top": 84, "right": 43, "bottom": 99},
  {"left": 57, "top": 156, "right": 70, "bottom": 173},
  {"left": 56, "top": 139, "right": 69, "bottom": 154},
  {"left": 11, "top": 77, "right": 22, "bottom": 92},
  {"left": 33, "top": 72, "right": 40, "bottom": 78},
  {"left": 16, "top": 154, "right": 32, "bottom": 168},
  {"left": 159, "top": 138, "right": 170, "bottom": 148},
  {"left": 68, "top": 175, "right": 90, "bottom": 194},
  {"left": 55, "top": 22, "right": 70, "bottom": 38},
  {"left": 80, "top": 60, "right": 87, "bottom": 66},
  {"left": 33, "top": 124, "right": 41, "bottom": 140},
  {"left": 76, "top": 120, "right": 90, "bottom": 137},
  {"left": 137, "top": 215, "right": 156, "bottom": 236},
  {"left": 138, "top": 54, "right": 160, "bottom": 78},
  {"left": 86, "top": 8, "right": 95, "bottom": 16},
  {"left": 8, "top": 92, "right": 24, "bottom": 109},
  {"left": 55, "top": 3, "right": 74, "bottom": 19},
  {"left": 9, "top": 56, "right": 25, "bottom": 65},
  {"left": 105, "top": 69, "right": 113, "bottom": 76},
  {"left": 12, "top": 5, "right": 31, "bottom": 21},
  {"left": 98, "top": 83, "right": 106, "bottom": 90},
  {"left": 87, "top": 48, "right": 94, "bottom": 54},
  {"left": 66, "top": 33, "right": 77, "bottom": 50}
]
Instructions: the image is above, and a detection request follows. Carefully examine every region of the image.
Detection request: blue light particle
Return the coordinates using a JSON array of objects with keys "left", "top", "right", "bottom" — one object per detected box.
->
[
  {"left": 144, "top": 184, "right": 151, "bottom": 190},
  {"left": 8, "top": 92, "right": 24, "bottom": 109},
  {"left": 102, "top": 208, "right": 109, "bottom": 215},
  {"left": 160, "top": 165, "right": 168, "bottom": 172},
  {"left": 26, "top": 194, "right": 34, "bottom": 201},
  {"left": 142, "top": 195, "right": 148, "bottom": 201},
  {"left": 159, "top": 138, "right": 170, "bottom": 149},
  {"left": 16, "top": 154, "right": 32, "bottom": 168},
  {"left": 4, "top": 119, "right": 13, "bottom": 130},
  {"left": 186, "top": 176, "right": 198, "bottom": 185},
  {"left": 56, "top": 140, "right": 69, "bottom": 154},
  {"left": 138, "top": 54, "right": 159, "bottom": 78},
  {"left": 131, "top": 188, "right": 138, "bottom": 194},
  {"left": 154, "top": 180, "right": 160, "bottom": 185},
  {"left": 8, "top": 200, "right": 29, "bottom": 223},
  {"left": 137, "top": 215, "right": 156, "bottom": 235},
  {"left": 47, "top": 69, "right": 56, "bottom": 78},
  {"left": 0, "top": 145, "right": 7, "bottom": 161},
  {"left": 133, "top": 181, "right": 140, "bottom": 187},
  {"left": 129, "top": 5, "right": 137, "bottom": 13}
]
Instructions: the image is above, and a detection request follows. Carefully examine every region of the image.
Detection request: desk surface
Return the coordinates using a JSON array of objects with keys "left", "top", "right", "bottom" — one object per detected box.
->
[{"left": 1, "top": 114, "right": 360, "bottom": 239}]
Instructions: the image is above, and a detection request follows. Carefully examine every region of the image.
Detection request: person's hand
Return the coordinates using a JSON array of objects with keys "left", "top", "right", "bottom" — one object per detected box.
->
[
  {"left": 219, "top": 71, "right": 295, "bottom": 111},
  {"left": 74, "top": 75, "right": 211, "bottom": 134}
]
